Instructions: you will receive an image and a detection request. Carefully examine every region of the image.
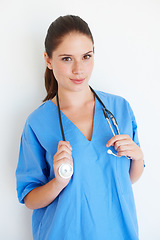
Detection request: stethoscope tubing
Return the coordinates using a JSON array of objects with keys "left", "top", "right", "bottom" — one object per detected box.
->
[
  {"left": 56, "top": 86, "right": 120, "bottom": 140},
  {"left": 89, "top": 86, "right": 120, "bottom": 135},
  {"left": 56, "top": 92, "right": 66, "bottom": 141},
  {"left": 56, "top": 86, "right": 130, "bottom": 178}
]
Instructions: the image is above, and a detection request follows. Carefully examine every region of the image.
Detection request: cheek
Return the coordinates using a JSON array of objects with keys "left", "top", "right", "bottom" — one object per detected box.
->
[
  {"left": 52, "top": 63, "right": 70, "bottom": 78},
  {"left": 86, "top": 60, "right": 94, "bottom": 73}
]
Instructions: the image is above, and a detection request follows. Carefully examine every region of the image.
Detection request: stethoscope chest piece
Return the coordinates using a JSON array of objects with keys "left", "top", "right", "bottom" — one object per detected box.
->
[
  {"left": 56, "top": 86, "right": 128, "bottom": 177},
  {"left": 58, "top": 163, "right": 73, "bottom": 179}
]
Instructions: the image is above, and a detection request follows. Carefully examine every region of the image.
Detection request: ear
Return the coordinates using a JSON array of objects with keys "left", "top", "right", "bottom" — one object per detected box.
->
[{"left": 44, "top": 52, "right": 53, "bottom": 70}]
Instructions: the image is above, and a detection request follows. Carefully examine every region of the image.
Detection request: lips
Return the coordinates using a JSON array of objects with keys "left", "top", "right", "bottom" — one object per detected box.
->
[{"left": 70, "top": 78, "right": 85, "bottom": 84}]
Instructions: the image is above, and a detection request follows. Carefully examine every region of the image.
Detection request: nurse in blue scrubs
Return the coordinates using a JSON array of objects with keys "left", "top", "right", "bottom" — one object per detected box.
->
[{"left": 16, "top": 15, "right": 144, "bottom": 240}]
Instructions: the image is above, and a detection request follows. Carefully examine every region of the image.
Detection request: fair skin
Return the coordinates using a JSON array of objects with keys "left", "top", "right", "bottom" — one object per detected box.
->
[{"left": 24, "top": 32, "right": 144, "bottom": 210}]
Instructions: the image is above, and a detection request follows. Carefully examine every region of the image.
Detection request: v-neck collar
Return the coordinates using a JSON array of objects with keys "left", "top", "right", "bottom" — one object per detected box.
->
[{"left": 48, "top": 96, "right": 97, "bottom": 143}]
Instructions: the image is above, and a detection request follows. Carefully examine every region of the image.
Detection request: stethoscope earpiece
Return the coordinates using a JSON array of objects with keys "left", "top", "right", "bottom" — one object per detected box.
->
[
  {"left": 107, "top": 149, "right": 120, "bottom": 157},
  {"left": 56, "top": 86, "right": 129, "bottom": 178},
  {"left": 107, "top": 149, "right": 131, "bottom": 159}
]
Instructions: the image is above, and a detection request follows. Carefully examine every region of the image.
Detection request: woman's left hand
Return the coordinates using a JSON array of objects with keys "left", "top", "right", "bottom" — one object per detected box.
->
[{"left": 106, "top": 134, "right": 143, "bottom": 161}]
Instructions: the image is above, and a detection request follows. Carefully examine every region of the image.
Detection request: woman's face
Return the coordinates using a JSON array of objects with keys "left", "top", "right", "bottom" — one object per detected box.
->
[{"left": 44, "top": 32, "right": 94, "bottom": 93}]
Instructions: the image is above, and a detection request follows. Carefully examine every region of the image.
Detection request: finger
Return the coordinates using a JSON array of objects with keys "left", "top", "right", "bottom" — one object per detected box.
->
[
  {"left": 56, "top": 145, "right": 72, "bottom": 156},
  {"left": 106, "top": 135, "right": 130, "bottom": 147},
  {"left": 114, "top": 139, "right": 132, "bottom": 151},
  {"left": 54, "top": 151, "right": 72, "bottom": 162},
  {"left": 117, "top": 150, "right": 133, "bottom": 158},
  {"left": 54, "top": 157, "right": 73, "bottom": 168},
  {"left": 58, "top": 141, "right": 72, "bottom": 151},
  {"left": 116, "top": 144, "right": 133, "bottom": 153}
]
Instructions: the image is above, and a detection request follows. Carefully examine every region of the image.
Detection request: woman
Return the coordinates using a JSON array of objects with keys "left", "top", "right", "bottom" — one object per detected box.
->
[{"left": 16, "top": 15, "right": 144, "bottom": 240}]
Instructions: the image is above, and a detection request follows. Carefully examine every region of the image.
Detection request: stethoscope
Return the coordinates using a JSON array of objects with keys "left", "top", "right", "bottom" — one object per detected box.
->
[{"left": 56, "top": 86, "right": 122, "bottom": 179}]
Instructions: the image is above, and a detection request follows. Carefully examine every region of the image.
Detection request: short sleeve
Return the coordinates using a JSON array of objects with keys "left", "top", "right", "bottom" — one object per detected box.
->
[
  {"left": 127, "top": 102, "right": 145, "bottom": 167},
  {"left": 127, "top": 103, "right": 140, "bottom": 147},
  {"left": 16, "top": 122, "right": 48, "bottom": 204}
]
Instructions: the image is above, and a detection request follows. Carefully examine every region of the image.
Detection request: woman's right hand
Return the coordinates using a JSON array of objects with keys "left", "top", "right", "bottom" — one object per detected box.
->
[
  {"left": 53, "top": 141, "right": 73, "bottom": 188},
  {"left": 24, "top": 141, "right": 73, "bottom": 210}
]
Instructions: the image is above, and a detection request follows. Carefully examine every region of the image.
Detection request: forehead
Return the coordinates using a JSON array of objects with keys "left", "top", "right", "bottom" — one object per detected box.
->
[{"left": 53, "top": 32, "right": 93, "bottom": 55}]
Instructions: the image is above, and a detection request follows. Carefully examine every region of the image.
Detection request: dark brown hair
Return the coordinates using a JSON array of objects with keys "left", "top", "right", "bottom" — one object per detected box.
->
[{"left": 43, "top": 15, "right": 94, "bottom": 101}]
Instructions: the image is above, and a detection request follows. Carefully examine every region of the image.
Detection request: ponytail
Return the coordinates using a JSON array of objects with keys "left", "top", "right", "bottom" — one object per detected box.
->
[{"left": 43, "top": 67, "right": 58, "bottom": 102}]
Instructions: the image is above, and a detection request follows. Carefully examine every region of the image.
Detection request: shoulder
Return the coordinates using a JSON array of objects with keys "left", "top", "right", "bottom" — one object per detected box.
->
[
  {"left": 95, "top": 90, "right": 134, "bottom": 119},
  {"left": 26, "top": 100, "right": 56, "bottom": 125},
  {"left": 22, "top": 100, "right": 57, "bottom": 136},
  {"left": 95, "top": 90, "right": 129, "bottom": 106},
  {"left": 21, "top": 100, "right": 59, "bottom": 145}
]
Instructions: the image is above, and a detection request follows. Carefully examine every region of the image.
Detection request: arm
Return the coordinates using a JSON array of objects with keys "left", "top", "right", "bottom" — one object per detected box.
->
[
  {"left": 24, "top": 178, "right": 64, "bottom": 210},
  {"left": 129, "top": 156, "right": 144, "bottom": 184},
  {"left": 107, "top": 135, "right": 144, "bottom": 184},
  {"left": 24, "top": 141, "right": 73, "bottom": 210}
]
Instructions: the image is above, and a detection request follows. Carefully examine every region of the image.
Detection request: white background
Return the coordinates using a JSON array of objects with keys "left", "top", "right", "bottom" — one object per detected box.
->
[{"left": 0, "top": 0, "right": 160, "bottom": 239}]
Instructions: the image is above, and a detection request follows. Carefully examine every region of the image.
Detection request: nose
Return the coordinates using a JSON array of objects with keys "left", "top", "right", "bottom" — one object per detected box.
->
[{"left": 72, "top": 60, "right": 84, "bottom": 75}]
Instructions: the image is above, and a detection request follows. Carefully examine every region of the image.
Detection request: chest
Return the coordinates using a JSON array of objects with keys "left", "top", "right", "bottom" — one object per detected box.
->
[{"left": 62, "top": 102, "right": 95, "bottom": 141}]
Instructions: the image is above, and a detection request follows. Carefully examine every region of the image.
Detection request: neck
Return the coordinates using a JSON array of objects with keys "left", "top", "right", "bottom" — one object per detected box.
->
[{"left": 57, "top": 85, "right": 94, "bottom": 109}]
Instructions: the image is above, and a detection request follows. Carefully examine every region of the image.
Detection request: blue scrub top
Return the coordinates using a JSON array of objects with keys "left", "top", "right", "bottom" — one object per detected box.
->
[{"left": 16, "top": 91, "right": 140, "bottom": 240}]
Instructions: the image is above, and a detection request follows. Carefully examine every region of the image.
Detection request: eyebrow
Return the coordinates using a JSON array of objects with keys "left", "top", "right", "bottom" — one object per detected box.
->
[{"left": 58, "top": 50, "right": 93, "bottom": 57}]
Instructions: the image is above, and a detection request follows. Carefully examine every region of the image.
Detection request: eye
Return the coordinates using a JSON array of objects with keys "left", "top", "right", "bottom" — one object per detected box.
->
[
  {"left": 83, "top": 54, "right": 92, "bottom": 60},
  {"left": 62, "top": 57, "right": 72, "bottom": 62}
]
